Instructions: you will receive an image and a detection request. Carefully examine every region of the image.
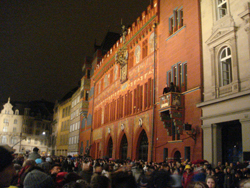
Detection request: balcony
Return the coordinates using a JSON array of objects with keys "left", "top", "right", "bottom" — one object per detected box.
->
[
  {"left": 159, "top": 92, "right": 184, "bottom": 136},
  {"left": 159, "top": 92, "right": 183, "bottom": 112}
]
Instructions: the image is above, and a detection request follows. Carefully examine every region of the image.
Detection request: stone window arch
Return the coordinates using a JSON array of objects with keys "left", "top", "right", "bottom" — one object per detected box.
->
[{"left": 219, "top": 46, "right": 232, "bottom": 86}]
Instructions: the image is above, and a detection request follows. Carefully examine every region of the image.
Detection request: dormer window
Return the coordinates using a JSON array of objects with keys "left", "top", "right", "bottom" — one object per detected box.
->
[{"left": 15, "top": 110, "right": 19, "bottom": 115}]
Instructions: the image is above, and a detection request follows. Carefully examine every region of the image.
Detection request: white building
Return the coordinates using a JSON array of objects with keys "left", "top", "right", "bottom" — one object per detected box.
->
[
  {"left": 0, "top": 98, "right": 23, "bottom": 152},
  {"left": 0, "top": 98, "right": 52, "bottom": 155},
  {"left": 198, "top": 0, "right": 250, "bottom": 165}
]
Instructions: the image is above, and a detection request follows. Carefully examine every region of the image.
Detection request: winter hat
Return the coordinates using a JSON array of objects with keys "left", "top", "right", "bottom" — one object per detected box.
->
[
  {"left": 184, "top": 165, "right": 192, "bottom": 171},
  {"left": 23, "top": 169, "right": 55, "bottom": 188},
  {"left": 35, "top": 158, "right": 42, "bottom": 164},
  {"left": 45, "top": 157, "right": 52, "bottom": 163}
]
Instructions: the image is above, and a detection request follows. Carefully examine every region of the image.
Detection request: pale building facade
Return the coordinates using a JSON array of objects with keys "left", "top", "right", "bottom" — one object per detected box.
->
[
  {"left": 68, "top": 88, "right": 81, "bottom": 156},
  {"left": 198, "top": 0, "right": 250, "bottom": 165},
  {"left": 0, "top": 98, "right": 23, "bottom": 152},
  {"left": 0, "top": 98, "right": 51, "bottom": 155}
]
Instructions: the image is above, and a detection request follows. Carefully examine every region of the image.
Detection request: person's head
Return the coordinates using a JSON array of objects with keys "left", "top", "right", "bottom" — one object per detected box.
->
[
  {"left": 92, "top": 175, "right": 110, "bottom": 188},
  {"left": 23, "top": 169, "right": 55, "bottom": 188},
  {"left": 23, "top": 159, "right": 36, "bottom": 168},
  {"left": 50, "top": 164, "right": 61, "bottom": 174},
  {"left": 184, "top": 165, "right": 192, "bottom": 174},
  {"left": 206, "top": 176, "right": 216, "bottom": 188},
  {"left": 94, "top": 165, "right": 102, "bottom": 174},
  {"left": 33, "top": 147, "right": 39, "bottom": 152},
  {"left": 193, "top": 181, "right": 209, "bottom": 188},
  {"left": 0, "top": 146, "right": 16, "bottom": 187}
]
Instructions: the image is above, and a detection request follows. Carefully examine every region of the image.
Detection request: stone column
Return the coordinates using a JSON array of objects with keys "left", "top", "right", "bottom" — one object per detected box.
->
[
  {"left": 240, "top": 118, "right": 250, "bottom": 161},
  {"left": 202, "top": 124, "right": 213, "bottom": 164},
  {"left": 203, "top": 124, "right": 222, "bottom": 166}
]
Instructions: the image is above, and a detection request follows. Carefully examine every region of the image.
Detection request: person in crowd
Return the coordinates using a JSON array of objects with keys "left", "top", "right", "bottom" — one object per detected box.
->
[
  {"left": 193, "top": 168, "right": 207, "bottom": 182},
  {"left": 182, "top": 165, "right": 194, "bottom": 188},
  {"left": 163, "top": 84, "right": 170, "bottom": 94},
  {"left": 0, "top": 145, "right": 16, "bottom": 188},
  {"left": 79, "top": 161, "right": 93, "bottom": 184},
  {"left": 17, "top": 159, "right": 37, "bottom": 187},
  {"left": 38, "top": 156, "right": 51, "bottom": 174},
  {"left": 224, "top": 167, "right": 234, "bottom": 188},
  {"left": 23, "top": 168, "right": 55, "bottom": 188},
  {"left": 28, "top": 147, "right": 41, "bottom": 160},
  {"left": 112, "top": 171, "right": 137, "bottom": 188},
  {"left": 169, "top": 82, "right": 177, "bottom": 92},
  {"left": 171, "top": 169, "right": 182, "bottom": 188},
  {"left": 90, "top": 164, "right": 103, "bottom": 186},
  {"left": 206, "top": 176, "right": 216, "bottom": 188},
  {"left": 214, "top": 167, "right": 224, "bottom": 188},
  {"left": 50, "top": 163, "right": 62, "bottom": 184}
]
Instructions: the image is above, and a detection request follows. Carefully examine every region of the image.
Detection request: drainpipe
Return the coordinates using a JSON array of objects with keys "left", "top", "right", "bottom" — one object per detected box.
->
[{"left": 151, "top": 22, "right": 157, "bottom": 162}]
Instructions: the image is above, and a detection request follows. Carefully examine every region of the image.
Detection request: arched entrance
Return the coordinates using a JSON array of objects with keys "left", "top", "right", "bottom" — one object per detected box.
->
[
  {"left": 174, "top": 150, "right": 181, "bottom": 162},
  {"left": 120, "top": 134, "right": 128, "bottom": 160},
  {"left": 107, "top": 137, "right": 113, "bottom": 158},
  {"left": 138, "top": 130, "right": 148, "bottom": 161}
]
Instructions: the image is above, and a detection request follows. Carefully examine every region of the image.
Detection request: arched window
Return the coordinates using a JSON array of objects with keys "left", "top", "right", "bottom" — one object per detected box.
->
[
  {"left": 120, "top": 134, "right": 128, "bottom": 160},
  {"left": 219, "top": 47, "right": 232, "bottom": 86},
  {"left": 138, "top": 130, "right": 148, "bottom": 161},
  {"left": 107, "top": 137, "right": 113, "bottom": 158}
]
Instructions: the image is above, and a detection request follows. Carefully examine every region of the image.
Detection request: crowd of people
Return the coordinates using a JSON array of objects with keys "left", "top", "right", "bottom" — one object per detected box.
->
[{"left": 1, "top": 145, "right": 250, "bottom": 188}]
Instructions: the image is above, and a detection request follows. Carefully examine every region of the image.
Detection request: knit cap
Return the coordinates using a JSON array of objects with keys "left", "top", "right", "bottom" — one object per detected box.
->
[
  {"left": 35, "top": 158, "right": 42, "bottom": 164},
  {"left": 23, "top": 169, "right": 55, "bottom": 188}
]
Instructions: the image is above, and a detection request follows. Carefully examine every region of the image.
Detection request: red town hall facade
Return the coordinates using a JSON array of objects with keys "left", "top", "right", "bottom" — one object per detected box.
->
[{"left": 79, "top": 0, "right": 203, "bottom": 162}]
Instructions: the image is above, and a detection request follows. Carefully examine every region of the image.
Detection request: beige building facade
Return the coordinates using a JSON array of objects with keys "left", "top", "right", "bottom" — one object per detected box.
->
[
  {"left": 198, "top": 0, "right": 250, "bottom": 165},
  {"left": 55, "top": 98, "right": 71, "bottom": 156},
  {"left": 68, "top": 88, "right": 81, "bottom": 156}
]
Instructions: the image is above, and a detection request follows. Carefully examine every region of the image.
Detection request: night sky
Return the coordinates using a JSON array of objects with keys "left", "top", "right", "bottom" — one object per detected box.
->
[{"left": 0, "top": 0, "right": 150, "bottom": 103}]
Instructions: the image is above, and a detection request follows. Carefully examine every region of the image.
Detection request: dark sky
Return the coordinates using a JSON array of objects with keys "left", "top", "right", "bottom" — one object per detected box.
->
[{"left": 0, "top": 0, "right": 150, "bottom": 103}]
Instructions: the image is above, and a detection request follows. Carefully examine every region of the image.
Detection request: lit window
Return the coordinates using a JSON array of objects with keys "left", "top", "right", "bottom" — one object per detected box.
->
[
  {"left": 220, "top": 47, "right": 232, "bottom": 86},
  {"left": 2, "top": 136, "right": 7, "bottom": 144},
  {"left": 3, "top": 127, "right": 7, "bottom": 132},
  {"left": 217, "top": 0, "right": 227, "bottom": 19},
  {"left": 11, "top": 137, "right": 17, "bottom": 145},
  {"left": 4, "top": 119, "right": 9, "bottom": 124}
]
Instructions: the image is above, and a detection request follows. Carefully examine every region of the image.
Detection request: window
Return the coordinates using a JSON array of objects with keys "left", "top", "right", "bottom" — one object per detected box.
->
[
  {"left": 2, "top": 136, "right": 7, "bottom": 144},
  {"left": 135, "top": 45, "right": 141, "bottom": 64},
  {"left": 86, "top": 91, "right": 89, "bottom": 101},
  {"left": 13, "top": 127, "right": 17, "bottom": 132},
  {"left": 166, "top": 62, "right": 187, "bottom": 92},
  {"left": 87, "top": 69, "right": 91, "bottom": 79},
  {"left": 40, "top": 140, "right": 43, "bottom": 145},
  {"left": 4, "top": 119, "right": 9, "bottom": 124},
  {"left": 15, "top": 110, "right": 19, "bottom": 115},
  {"left": 169, "top": 7, "right": 183, "bottom": 34},
  {"left": 142, "top": 39, "right": 148, "bottom": 59},
  {"left": 3, "top": 127, "right": 7, "bottom": 132},
  {"left": 35, "top": 139, "right": 38, "bottom": 145},
  {"left": 220, "top": 47, "right": 232, "bottom": 86},
  {"left": 11, "top": 137, "right": 17, "bottom": 145},
  {"left": 178, "top": 8, "right": 183, "bottom": 28},
  {"left": 28, "top": 138, "right": 31, "bottom": 144},
  {"left": 217, "top": 0, "right": 227, "bottom": 19}
]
